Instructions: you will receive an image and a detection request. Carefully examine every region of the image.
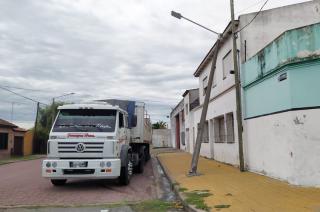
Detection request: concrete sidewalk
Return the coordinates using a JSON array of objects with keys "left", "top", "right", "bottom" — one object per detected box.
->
[{"left": 157, "top": 152, "right": 320, "bottom": 212}]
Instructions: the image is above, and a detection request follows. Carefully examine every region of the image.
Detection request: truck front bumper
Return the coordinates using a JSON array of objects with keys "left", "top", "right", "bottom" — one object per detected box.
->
[{"left": 42, "top": 159, "right": 121, "bottom": 179}]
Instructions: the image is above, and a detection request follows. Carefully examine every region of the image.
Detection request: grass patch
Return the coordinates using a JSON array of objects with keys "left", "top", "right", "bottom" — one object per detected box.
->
[
  {"left": 184, "top": 190, "right": 212, "bottom": 211},
  {"left": 131, "top": 200, "right": 180, "bottom": 212},
  {"left": 214, "top": 204, "right": 230, "bottom": 209},
  {"left": 0, "top": 155, "right": 43, "bottom": 165},
  {"left": 178, "top": 187, "right": 188, "bottom": 192},
  {"left": 172, "top": 182, "right": 180, "bottom": 186},
  {"left": 132, "top": 200, "right": 184, "bottom": 212}
]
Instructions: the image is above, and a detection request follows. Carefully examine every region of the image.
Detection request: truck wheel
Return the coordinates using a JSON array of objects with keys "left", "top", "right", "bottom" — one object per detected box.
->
[
  {"left": 137, "top": 152, "right": 145, "bottom": 174},
  {"left": 51, "top": 179, "right": 67, "bottom": 186},
  {"left": 119, "top": 154, "right": 132, "bottom": 185},
  {"left": 145, "top": 147, "right": 150, "bottom": 162}
]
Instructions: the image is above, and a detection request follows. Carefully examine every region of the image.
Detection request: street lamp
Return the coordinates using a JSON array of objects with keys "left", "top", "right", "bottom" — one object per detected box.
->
[
  {"left": 51, "top": 92, "right": 75, "bottom": 124},
  {"left": 171, "top": 10, "right": 222, "bottom": 176},
  {"left": 52, "top": 92, "right": 75, "bottom": 104},
  {"left": 171, "top": 11, "right": 220, "bottom": 36}
]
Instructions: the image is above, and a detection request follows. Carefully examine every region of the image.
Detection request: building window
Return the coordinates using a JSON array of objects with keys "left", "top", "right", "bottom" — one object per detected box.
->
[
  {"left": 214, "top": 116, "right": 225, "bottom": 143},
  {"left": 223, "top": 50, "right": 232, "bottom": 79},
  {"left": 226, "top": 112, "right": 235, "bottom": 143},
  {"left": 203, "top": 76, "right": 208, "bottom": 96},
  {"left": 185, "top": 104, "right": 189, "bottom": 115},
  {"left": 197, "top": 121, "right": 209, "bottom": 143},
  {"left": 0, "top": 133, "right": 8, "bottom": 150},
  {"left": 213, "top": 72, "right": 217, "bottom": 88},
  {"left": 181, "top": 132, "right": 185, "bottom": 145}
]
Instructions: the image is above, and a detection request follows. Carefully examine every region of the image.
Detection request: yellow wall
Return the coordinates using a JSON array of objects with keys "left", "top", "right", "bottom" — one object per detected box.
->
[{"left": 23, "top": 130, "right": 33, "bottom": 156}]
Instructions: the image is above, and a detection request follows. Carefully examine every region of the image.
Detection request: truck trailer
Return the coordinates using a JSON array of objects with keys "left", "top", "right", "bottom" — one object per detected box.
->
[{"left": 42, "top": 100, "right": 152, "bottom": 186}]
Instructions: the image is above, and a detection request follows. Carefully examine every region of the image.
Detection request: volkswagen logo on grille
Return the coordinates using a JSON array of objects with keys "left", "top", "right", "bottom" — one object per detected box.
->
[{"left": 76, "top": 143, "right": 85, "bottom": 153}]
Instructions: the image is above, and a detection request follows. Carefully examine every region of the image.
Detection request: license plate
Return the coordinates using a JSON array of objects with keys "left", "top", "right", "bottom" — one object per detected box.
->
[{"left": 69, "top": 161, "right": 88, "bottom": 168}]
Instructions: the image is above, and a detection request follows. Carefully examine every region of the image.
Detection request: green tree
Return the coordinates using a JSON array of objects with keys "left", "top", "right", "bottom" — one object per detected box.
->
[
  {"left": 152, "top": 121, "right": 167, "bottom": 129},
  {"left": 34, "top": 101, "right": 64, "bottom": 153}
]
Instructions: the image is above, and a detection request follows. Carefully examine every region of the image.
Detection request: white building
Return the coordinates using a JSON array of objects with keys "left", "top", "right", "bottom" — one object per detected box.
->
[
  {"left": 191, "top": 21, "right": 240, "bottom": 165},
  {"left": 239, "top": 0, "right": 320, "bottom": 186},
  {"left": 171, "top": 0, "right": 320, "bottom": 187}
]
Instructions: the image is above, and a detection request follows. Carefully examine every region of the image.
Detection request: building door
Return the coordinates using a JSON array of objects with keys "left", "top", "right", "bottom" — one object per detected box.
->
[
  {"left": 175, "top": 115, "right": 180, "bottom": 149},
  {"left": 13, "top": 136, "right": 23, "bottom": 156}
]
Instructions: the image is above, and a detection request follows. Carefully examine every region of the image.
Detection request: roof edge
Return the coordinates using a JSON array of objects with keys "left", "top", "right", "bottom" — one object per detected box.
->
[{"left": 193, "top": 20, "right": 239, "bottom": 77}]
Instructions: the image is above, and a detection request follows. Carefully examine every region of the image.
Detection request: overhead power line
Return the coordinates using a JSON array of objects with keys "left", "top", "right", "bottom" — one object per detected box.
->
[
  {"left": 2, "top": 85, "right": 49, "bottom": 92},
  {"left": 236, "top": 0, "right": 269, "bottom": 33},
  {"left": 236, "top": 0, "right": 267, "bottom": 15},
  {"left": 0, "top": 86, "right": 48, "bottom": 105}
]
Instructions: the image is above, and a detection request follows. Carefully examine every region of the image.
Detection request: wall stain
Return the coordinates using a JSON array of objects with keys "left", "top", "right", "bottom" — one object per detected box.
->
[{"left": 293, "top": 117, "right": 304, "bottom": 125}]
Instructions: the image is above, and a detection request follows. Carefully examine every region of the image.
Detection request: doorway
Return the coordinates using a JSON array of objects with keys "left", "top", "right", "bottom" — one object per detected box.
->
[
  {"left": 175, "top": 115, "right": 180, "bottom": 149},
  {"left": 13, "top": 136, "right": 23, "bottom": 156}
]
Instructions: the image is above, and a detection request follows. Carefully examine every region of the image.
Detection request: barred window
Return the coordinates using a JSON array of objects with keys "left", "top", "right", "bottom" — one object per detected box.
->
[
  {"left": 226, "top": 113, "right": 235, "bottom": 143},
  {"left": 214, "top": 116, "right": 226, "bottom": 143},
  {"left": 197, "top": 121, "right": 209, "bottom": 143}
]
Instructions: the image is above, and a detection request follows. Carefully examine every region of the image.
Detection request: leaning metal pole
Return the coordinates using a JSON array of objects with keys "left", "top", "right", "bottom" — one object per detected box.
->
[{"left": 189, "top": 36, "right": 222, "bottom": 175}]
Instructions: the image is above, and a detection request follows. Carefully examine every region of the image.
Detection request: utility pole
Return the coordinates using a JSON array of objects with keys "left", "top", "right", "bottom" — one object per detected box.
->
[
  {"left": 189, "top": 37, "right": 221, "bottom": 175},
  {"left": 230, "top": 0, "right": 245, "bottom": 171},
  {"left": 33, "top": 102, "right": 40, "bottom": 154},
  {"left": 10, "top": 102, "right": 14, "bottom": 122}
]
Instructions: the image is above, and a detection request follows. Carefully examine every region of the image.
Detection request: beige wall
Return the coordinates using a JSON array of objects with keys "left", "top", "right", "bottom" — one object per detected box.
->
[{"left": 23, "top": 130, "right": 33, "bottom": 156}]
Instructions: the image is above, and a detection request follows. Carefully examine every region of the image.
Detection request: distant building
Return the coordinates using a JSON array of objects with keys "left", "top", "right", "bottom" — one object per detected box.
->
[{"left": 0, "top": 119, "right": 27, "bottom": 158}]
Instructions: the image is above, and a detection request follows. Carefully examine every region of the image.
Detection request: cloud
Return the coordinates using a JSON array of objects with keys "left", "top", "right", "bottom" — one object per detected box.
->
[{"left": 0, "top": 0, "right": 309, "bottom": 128}]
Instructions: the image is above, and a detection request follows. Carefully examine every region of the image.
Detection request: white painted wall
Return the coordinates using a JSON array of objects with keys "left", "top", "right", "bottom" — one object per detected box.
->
[
  {"left": 152, "top": 129, "right": 171, "bottom": 148},
  {"left": 239, "top": 0, "right": 320, "bottom": 62},
  {"left": 191, "top": 31, "right": 240, "bottom": 165},
  {"left": 244, "top": 109, "right": 320, "bottom": 187}
]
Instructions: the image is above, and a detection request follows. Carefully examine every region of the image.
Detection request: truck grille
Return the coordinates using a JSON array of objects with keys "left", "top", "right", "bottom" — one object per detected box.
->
[
  {"left": 58, "top": 142, "right": 104, "bottom": 153},
  {"left": 63, "top": 169, "right": 95, "bottom": 175}
]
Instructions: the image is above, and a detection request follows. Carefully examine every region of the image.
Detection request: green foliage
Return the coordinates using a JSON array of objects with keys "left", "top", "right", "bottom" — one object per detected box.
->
[
  {"left": 34, "top": 101, "right": 64, "bottom": 147},
  {"left": 184, "top": 190, "right": 212, "bottom": 211},
  {"left": 152, "top": 121, "right": 167, "bottom": 129},
  {"left": 131, "top": 200, "right": 177, "bottom": 212},
  {"left": 178, "top": 187, "right": 188, "bottom": 192}
]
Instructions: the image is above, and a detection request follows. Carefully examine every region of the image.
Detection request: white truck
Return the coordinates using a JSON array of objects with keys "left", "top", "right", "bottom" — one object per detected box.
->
[{"left": 42, "top": 100, "right": 152, "bottom": 186}]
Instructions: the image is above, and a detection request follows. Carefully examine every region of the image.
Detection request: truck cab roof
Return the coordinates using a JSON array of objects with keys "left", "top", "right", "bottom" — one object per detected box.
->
[{"left": 58, "top": 103, "right": 128, "bottom": 115}]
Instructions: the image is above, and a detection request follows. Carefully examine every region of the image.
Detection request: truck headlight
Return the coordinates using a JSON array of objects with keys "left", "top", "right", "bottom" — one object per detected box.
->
[
  {"left": 46, "top": 162, "right": 51, "bottom": 168},
  {"left": 106, "top": 161, "right": 111, "bottom": 167},
  {"left": 100, "top": 161, "right": 105, "bottom": 167},
  {"left": 52, "top": 162, "right": 57, "bottom": 168}
]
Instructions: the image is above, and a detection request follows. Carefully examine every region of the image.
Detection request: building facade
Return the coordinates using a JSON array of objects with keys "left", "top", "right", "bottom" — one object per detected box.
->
[
  {"left": 242, "top": 22, "right": 320, "bottom": 186},
  {"left": 170, "top": 0, "right": 320, "bottom": 186},
  {"left": 0, "top": 119, "right": 27, "bottom": 159}
]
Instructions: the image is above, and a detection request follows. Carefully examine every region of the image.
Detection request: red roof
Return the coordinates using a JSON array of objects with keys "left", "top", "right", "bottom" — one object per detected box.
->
[
  {"left": 13, "top": 127, "right": 27, "bottom": 132},
  {"left": 0, "top": 119, "right": 17, "bottom": 128}
]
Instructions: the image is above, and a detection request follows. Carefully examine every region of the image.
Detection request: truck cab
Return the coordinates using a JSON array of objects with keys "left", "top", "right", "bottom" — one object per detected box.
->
[{"left": 42, "top": 103, "right": 134, "bottom": 186}]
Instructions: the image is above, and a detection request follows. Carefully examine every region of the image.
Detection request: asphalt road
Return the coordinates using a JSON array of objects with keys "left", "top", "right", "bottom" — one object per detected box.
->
[{"left": 0, "top": 158, "right": 157, "bottom": 207}]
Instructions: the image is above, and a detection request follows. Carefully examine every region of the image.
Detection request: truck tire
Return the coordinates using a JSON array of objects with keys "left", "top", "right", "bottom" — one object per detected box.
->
[
  {"left": 51, "top": 179, "right": 67, "bottom": 186},
  {"left": 119, "top": 153, "right": 132, "bottom": 185},
  {"left": 145, "top": 147, "right": 150, "bottom": 162},
  {"left": 136, "top": 151, "right": 145, "bottom": 174}
]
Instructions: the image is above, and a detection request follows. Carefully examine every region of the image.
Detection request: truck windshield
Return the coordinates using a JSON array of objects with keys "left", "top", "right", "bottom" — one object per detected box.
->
[{"left": 52, "top": 109, "right": 116, "bottom": 132}]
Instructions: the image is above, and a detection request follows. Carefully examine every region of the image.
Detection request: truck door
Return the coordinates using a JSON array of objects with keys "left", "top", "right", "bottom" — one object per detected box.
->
[{"left": 118, "top": 112, "right": 127, "bottom": 145}]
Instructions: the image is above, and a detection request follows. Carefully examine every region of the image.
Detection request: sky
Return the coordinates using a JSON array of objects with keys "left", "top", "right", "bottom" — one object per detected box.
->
[{"left": 0, "top": 0, "right": 309, "bottom": 129}]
